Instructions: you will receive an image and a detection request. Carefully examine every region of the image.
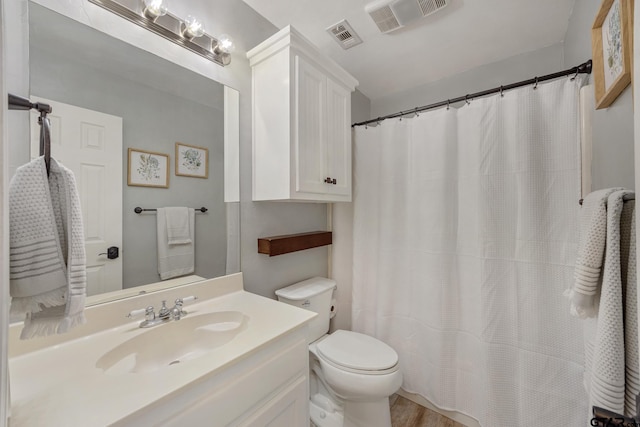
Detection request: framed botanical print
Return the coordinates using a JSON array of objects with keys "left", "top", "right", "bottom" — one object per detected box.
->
[
  {"left": 127, "top": 148, "right": 169, "bottom": 188},
  {"left": 591, "top": 0, "right": 634, "bottom": 109},
  {"left": 175, "top": 142, "right": 209, "bottom": 178}
]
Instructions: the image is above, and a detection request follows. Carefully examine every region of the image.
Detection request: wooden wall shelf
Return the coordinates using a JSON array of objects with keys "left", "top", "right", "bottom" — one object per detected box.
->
[{"left": 258, "top": 231, "right": 332, "bottom": 257}]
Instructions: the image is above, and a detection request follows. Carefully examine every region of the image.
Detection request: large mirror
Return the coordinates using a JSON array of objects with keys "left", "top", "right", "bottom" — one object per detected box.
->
[{"left": 15, "top": 2, "right": 240, "bottom": 306}]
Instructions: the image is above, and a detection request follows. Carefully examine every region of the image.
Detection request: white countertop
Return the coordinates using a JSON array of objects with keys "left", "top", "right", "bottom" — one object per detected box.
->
[{"left": 8, "top": 275, "right": 315, "bottom": 426}]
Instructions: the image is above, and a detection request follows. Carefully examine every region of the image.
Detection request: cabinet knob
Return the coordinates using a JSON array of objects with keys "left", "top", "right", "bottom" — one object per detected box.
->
[{"left": 324, "top": 177, "right": 332, "bottom": 184}]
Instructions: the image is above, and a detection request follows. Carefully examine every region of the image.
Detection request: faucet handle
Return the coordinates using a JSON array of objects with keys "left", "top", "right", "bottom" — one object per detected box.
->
[
  {"left": 174, "top": 296, "right": 198, "bottom": 316},
  {"left": 179, "top": 295, "right": 198, "bottom": 304},
  {"left": 127, "top": 306, "right": 155, "bottom": 321}
]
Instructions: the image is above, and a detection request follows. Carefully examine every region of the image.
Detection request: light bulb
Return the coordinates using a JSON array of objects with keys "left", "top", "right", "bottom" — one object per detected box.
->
[
  {"left": 182, "top": 15, "right": 205, "bottom": 39},
  {"left": 142, "top": 0, "right": 168, "bottom": 20},
  {"left": 215, "top": 34, "right": 235, "bottom": 54}
]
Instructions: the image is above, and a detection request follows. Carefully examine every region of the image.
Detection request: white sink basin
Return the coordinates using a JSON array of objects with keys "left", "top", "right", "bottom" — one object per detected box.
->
[{"left": 96, "top": 311, "right": 249, "bottom": 375}]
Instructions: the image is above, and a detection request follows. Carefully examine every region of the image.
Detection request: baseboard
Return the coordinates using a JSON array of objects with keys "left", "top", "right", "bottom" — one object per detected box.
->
[{"left": 396, "top": 389, "right": 481, "bottom": 427}]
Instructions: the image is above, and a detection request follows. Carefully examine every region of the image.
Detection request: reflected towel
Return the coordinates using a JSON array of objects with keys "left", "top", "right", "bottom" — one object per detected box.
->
[
  {"left": 157, "top": 208, "right": 195, "bottom": 280},
  {"left": 165, "top": 206, "right": 192, "bottom": 245}
]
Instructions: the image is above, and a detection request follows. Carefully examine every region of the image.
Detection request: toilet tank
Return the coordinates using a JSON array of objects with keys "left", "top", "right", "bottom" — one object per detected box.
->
[{"left": 275, "top": 277, "right": 336, "bottom": 343}]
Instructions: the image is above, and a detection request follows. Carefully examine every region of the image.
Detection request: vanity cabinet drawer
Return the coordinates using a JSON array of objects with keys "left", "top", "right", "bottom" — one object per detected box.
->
[
  {"left": 115, "top": 329, "right": 309, "bottom": 427},
  {"left": 236, "top": 375, "right": 308, "bottom": 427}
]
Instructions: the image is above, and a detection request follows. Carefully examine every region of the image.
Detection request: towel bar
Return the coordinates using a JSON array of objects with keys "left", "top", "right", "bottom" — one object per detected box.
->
[{"left": 134, "top": 207, "right": 208, "bottom": 214}]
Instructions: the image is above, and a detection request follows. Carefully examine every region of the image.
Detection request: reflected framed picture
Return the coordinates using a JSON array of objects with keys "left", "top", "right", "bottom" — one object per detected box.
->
[
  {"left": 127, "top": 148, "right": 169, "bottom": 188},
  {"left": 175, "top": 142, "right": 209, "bottom": 179},
  {"left": 591, "top": 0, "right": 634, "bottom": 109}
]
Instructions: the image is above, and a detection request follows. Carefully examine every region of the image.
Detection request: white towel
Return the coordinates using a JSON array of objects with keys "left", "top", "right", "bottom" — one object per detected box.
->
[
  {"left": 157, "top": 207, "right": 195, "bottom": 280},
  {"left": 567, "top": 187, "right": 623, "bottom": 318},
  {"left": 9, "top": 157, "right": 87, "bottom": 339},
  {"left": 585, "top": 190, "right": 636, "bottom": 416},
  {"left": 164, "top": 206, "right": 192, "bottom": 245}
]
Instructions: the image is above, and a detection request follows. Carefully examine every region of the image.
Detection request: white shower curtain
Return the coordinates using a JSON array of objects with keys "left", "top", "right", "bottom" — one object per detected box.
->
[{"left": 352, "top": 77, "right": 589, "bottom": 426}]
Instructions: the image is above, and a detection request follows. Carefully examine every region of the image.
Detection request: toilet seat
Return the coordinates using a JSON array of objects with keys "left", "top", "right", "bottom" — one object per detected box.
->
[{"left": 316, "top": 330, "right": 399, "bottom": 375}]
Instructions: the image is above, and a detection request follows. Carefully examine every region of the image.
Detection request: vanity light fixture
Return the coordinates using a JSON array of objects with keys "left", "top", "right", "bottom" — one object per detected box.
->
[
  {"left": 88, "top": 0, "right": 234, "bottom": 66},
  {"left": 141, "top": 0, "right": 168, "bottom": 20},
  {"left": 182, "top": 15, "right": 205, "bottom": 40}
]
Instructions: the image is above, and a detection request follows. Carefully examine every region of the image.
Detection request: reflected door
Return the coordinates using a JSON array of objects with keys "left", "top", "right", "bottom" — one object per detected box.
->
[{"left": 30, "top": 97, "right": 123, "bottom": 295}]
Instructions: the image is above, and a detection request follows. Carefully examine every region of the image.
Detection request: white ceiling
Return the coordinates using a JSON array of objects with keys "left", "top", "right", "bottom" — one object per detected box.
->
[{"left": 241, "top": 0, "right": 577, "bottom": 100}]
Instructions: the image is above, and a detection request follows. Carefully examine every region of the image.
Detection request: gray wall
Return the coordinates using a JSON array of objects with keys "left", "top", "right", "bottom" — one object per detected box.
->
[
  {"left": 29, "top": 33, "right": 227, "bottom": 288},
  {"left": 564, "top": 0, "right": 635, "bottom": 190}
]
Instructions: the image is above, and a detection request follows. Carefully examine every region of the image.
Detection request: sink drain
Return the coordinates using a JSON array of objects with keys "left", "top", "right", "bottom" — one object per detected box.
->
[{"left": 169, "top": 360, "right": 181, "bottom": 366}]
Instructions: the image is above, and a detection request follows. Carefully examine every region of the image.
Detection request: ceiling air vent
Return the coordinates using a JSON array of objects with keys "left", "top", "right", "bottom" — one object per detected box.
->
[
  {"left": 326, "top": 20, "right": 363, "bottom": 50},
  {"left": 366, "top": 0, "right": 449, "bottom": 33},
  {"left": 417, "top": 0, "right": 448, "bottom": 17}
]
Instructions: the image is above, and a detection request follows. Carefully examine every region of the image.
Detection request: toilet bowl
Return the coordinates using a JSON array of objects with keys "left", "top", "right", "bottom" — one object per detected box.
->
[{"left": 276, "top": 278, "right": 402, "bottom": 427}]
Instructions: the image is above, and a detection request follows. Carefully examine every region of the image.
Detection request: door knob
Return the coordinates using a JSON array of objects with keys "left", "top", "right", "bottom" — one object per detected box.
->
[{"left": 99, "top": 246, "right": 119, "bottom": 260}]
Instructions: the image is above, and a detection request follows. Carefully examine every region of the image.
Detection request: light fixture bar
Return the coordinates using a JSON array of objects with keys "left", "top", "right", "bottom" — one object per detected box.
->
[{"left": 88, "top": 0, "right": 229, "bottom": 66}]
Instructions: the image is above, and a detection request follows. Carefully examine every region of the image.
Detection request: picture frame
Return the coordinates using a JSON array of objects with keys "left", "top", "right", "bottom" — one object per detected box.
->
[
  {"left": 175, "top": 142, "right": 209, "bottom": 179},
  {"left": 591, "top": 0, "right": 634, "bottom": 109},
  {"left": 127, "top": 148, "right": 169, "bottom": 188}
]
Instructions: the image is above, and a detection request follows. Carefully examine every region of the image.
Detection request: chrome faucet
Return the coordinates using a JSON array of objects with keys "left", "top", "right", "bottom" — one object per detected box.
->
[{"left": 127, "top": 296, "right": 198, "bottom": 328}]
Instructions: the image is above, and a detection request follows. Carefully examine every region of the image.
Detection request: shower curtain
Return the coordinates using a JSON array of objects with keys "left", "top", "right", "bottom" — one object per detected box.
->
[{"left": 352, "top": 77, "right": 588, "bottom": 426}]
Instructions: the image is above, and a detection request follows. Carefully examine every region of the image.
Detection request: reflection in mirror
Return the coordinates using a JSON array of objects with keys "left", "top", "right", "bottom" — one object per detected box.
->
[{"left": 24, "top": 3, "right": 239, "bottom": 305}]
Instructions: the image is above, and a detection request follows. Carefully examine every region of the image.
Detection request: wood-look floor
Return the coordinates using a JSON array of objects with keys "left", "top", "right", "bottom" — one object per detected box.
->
[{"left": 390, "top": 395, "right": 466, "bottom": 427}]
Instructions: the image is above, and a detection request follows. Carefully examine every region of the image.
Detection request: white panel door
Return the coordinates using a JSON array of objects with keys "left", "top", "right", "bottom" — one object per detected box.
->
[
  {"left": 325, "top": 77, "right": 351, "bottom": 198},
  {"left": 30, "top": 97, "right": 123, "bottom": 295},
  {"left": 294, "top": 55, "right": 327, "bottom": 195}
]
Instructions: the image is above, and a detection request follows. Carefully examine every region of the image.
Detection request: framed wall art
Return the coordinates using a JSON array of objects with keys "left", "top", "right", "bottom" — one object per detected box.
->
[
  {"left": 127, "top": 148, "right": 169, "bottom": 188},
  {"left": 591, "top": 0, "right": 634, "bottom": 109},
  {"left": 175, "top": 142, "right": 209, "bottom": 178}
]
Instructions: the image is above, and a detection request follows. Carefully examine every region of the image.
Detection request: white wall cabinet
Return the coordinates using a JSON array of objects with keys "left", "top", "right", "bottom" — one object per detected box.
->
[{"left": 248, "top": 26, "right": 358, "bottom": 202}]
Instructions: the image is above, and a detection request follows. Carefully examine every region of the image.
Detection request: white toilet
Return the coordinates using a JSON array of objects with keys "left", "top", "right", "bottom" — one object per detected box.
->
[{"left": 276, "top": 277, "right": 402, "bottom": 427}]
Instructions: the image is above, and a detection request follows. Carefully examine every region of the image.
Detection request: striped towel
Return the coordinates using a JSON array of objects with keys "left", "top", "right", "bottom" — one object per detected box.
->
[
  {"left": 583, "top": 190, "right": 638, "bottom": 417},
  {"left": 9, "top": 157, "right": 86, "bottom": 339}
]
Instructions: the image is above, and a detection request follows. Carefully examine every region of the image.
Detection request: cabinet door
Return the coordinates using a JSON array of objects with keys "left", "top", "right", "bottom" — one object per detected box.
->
[
  {"left": 325, "top": 78, "right": 351, "bottom": 198},
  {"left": 294, "top": 55, "right": 327, "bottom": 195},
  {"left": 238, "top": 375, "right": 308, "bottom": 427}
]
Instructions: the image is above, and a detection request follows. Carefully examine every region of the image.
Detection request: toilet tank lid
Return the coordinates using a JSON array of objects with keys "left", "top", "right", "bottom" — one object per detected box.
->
[{"left": 275, "top": 277, "right": 336, "bottom": 300}]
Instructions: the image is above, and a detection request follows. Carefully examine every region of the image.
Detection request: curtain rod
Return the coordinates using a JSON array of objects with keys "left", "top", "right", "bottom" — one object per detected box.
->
[{"left": 352, "top": 59, "right": 593, "bottom": 128}]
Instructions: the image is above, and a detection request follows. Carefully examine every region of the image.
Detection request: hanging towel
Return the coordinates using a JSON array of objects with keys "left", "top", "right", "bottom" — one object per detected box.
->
[
  {"left": 9, "top": 157, "right": 87, "bottom": 339},
  {"left": 566, "top": 187, "right": 623, "bottom": 318},
  {"left": 621, "top": 199, "right": 638, "bottom": 417},
  {"left": 164, "top": 206, "right": 192, "bottom": 245},
  {"left": 584, "top": 190, "right": 637, "bottom": 416},
  {"left": 157, "top": 207, "right": 195, "bottom": 280}
]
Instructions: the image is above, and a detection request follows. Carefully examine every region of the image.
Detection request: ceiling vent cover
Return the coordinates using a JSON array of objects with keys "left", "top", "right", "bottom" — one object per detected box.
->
[
  {"left": 326, "top": 20, "right": 363, "bottom": 50},
  {"left": 366, "top": 0, "right": 449, "bottom": 33}
]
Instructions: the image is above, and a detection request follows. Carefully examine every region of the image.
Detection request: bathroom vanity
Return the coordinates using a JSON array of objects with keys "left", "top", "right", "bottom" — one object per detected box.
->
[{"left": 7, "top": 274, "right": 315, "bottom": 426}]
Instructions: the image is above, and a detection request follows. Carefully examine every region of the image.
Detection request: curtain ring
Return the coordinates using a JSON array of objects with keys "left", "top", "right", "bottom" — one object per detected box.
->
[
  {"left": 447, "top": 99, "right": 450, "bottom": 110},
  {"left": 500, "top": 85, "right": 504, "bottom": 97},
  {"left": 571, "top": 68, "right": 579, "bottom": 81},
  {"left": 414, "top": 107, "right": 419, "bottom": 117},
  {"left": 533, "top": 77, "right": 538, "bottom": 90},
  {"left": 465, "top": 95, "right": 470, "bottom": 105}
]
